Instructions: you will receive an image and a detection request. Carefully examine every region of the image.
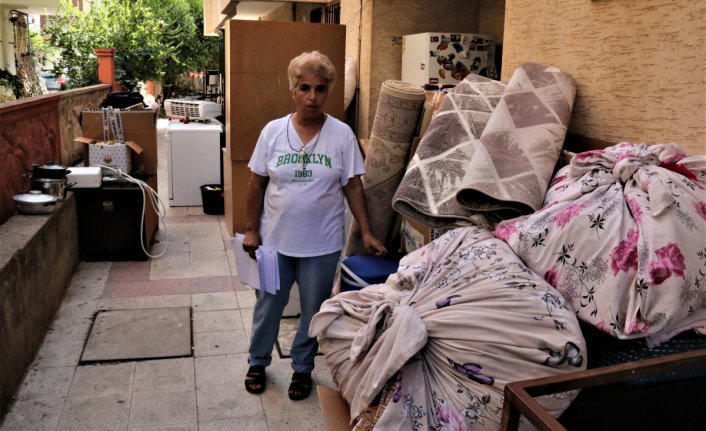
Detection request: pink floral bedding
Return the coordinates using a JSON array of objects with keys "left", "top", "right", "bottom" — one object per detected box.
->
[
  {"left": 310, "top": 227, "right": 586, "bottom": 430},
  {"left": 495, "top": 143, "right": 706, "bottom": 343}
]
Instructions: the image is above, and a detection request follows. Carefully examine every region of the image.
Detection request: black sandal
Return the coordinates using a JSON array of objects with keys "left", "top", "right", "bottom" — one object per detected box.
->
[
  {"left": 288, "top": 372, "right": 312, "bottom": 401},
  {"left": 244, "top": 365, "right": 266, "bottom": 394}
]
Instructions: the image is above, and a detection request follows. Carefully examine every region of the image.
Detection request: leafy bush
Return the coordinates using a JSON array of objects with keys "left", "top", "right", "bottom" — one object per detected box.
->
[{"left": 44, "top": 0, "right": 218, "bottom": 92}]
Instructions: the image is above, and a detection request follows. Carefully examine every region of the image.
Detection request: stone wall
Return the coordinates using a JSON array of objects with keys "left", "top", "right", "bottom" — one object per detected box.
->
[
  {"left": 0, "top": 85, "right": 110, "bottom": 225},
  {"left": 0, "top": 195, "right": 79, "bottom": 418},
  {"left": 503, "top": 0, "right": 705, "bottom": 155}
]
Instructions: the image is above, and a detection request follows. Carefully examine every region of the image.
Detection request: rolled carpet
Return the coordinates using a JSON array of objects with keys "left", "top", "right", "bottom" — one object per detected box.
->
[
  {"left": 346, "top": 80, "right": 425, "bottom": 255},
  {"left": 455, "top": 62, "right": 577, "bottom": 227},
  {"left": 392, "top": 74, "right": 507, "bottom": 229}
]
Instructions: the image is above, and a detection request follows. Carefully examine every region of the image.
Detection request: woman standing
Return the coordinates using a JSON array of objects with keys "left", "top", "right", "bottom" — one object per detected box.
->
[{"left": 242, "top": 51, "right": 386, "bottom": 401}]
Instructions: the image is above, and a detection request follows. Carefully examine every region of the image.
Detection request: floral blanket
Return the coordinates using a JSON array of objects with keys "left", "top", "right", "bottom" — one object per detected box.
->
[
  {"left": 495, "top": 143, "right": 706, "bottom": 343},
  {"left": 310, "top": 227, "right": 586, "bottom": 430}
]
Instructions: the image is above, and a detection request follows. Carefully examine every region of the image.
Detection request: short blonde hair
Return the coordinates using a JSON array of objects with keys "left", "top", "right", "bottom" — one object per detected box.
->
[{"left": 287, "top": 51, "right": 337, "bottom": 92}]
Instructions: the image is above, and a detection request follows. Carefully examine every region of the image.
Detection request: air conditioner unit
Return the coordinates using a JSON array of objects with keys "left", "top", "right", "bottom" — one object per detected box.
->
[{"left": 164, "top": 99, "right": 222, "bottom": 118}]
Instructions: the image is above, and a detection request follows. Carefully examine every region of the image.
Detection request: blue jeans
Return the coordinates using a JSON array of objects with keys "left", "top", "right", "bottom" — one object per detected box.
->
[{"left": 248, "top": 250, "right": 340, "bottom": 373}]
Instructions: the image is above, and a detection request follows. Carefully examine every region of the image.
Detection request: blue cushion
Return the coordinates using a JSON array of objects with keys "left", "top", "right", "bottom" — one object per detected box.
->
[{"left": 340, "top": 255, "right": 399, "bottom": 292}]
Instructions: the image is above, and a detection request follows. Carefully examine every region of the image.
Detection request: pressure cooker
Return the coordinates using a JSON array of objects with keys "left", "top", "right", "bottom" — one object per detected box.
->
[{"left": 26, "top": 162, "right": 74, "bottom": 201}]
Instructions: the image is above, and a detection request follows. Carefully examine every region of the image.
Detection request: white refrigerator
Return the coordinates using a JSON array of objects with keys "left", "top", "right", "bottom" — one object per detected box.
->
[
  {"left": 401, "top": 32, "right": 497, "bottom": 87},
  {"left": 167, "top": 119, "right": 223, "bottom": 207}
]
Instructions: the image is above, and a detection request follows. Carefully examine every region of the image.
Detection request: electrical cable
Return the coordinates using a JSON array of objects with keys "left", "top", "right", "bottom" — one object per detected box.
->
[{"left": 97, "top": 165, "right": 169, "bottom": 259}]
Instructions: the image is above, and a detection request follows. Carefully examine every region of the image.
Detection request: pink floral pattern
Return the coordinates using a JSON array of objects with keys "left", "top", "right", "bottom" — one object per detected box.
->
[
  {"left": 695, "top": 201, "right": 706, "bottom": 221},
  {"left": 610, "top": 229, "right": 639, "bottom": 275},
  {"left": 647, "top": 243, "right": 686, "bottom": 284},
  {"left": 501, "top": 143, "right": 706, "bottom": 341},
  {"left": 552, "top": 203, "right": 584, "bottom": 228},
  {"left": 492, "top": 221, "right": 516, "bottom": 242},
  {"left": 544, "top": 266, "right": 558, "bottom": 288},
  {"left": 626, "top": 198, "right": 643, "bottom": 224}
]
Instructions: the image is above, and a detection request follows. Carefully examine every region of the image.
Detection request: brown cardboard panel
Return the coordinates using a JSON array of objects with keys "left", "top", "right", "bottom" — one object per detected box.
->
[
  {"left": 224, "top": 20, "right": 345, "bottom": 162},
  {"left": 223, "top": 150, "right": 251, "bottom": 237},
  {"left": 227, "top": 71, "right": 346, "bottom": 161},
  {"left": 225, "top": 21, "right": 345, "bottom": 76},
  {"left": 316, "top": 386, "right": 353, "bottom": 431},
  {"left": 227, "top": 72, "right": 292, "bottom": 161}
]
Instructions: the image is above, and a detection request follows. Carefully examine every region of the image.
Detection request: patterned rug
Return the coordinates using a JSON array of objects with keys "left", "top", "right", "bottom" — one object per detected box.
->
[
  {"left": 346, "top": 80, "right": 425, "bottom": 255},
  {"left": 455, "top": 62, "right": 577, "bottom": 227},
  {"left": 392, "top": 75, "right": 507, "bottom": 228},
  {"left": 393, "top": 63, "right": 576, "bottom": 230}
]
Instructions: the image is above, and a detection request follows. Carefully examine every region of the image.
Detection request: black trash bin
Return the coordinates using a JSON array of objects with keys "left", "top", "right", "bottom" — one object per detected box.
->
[{"left": 200, "top": 184, "right": 224, "bottom": 215}]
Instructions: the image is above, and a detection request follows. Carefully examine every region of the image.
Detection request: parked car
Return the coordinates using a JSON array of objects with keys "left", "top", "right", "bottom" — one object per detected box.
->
[{"left": 41, "top": 70, "right": 67, "bottom": 92}]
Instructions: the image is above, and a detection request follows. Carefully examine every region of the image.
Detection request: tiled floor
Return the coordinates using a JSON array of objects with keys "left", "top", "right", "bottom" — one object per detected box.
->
[{"left": 0, "top": 119, "right": 333, "bottom": 431}]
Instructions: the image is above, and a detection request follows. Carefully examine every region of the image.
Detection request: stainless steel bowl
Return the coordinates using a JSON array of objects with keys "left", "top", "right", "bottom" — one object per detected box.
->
[
  {"left": 31, "top": 177, "right": 73, "bottom": 200},
  {"left": 13, "top": 191, "right": 58, "bottom": 214}
]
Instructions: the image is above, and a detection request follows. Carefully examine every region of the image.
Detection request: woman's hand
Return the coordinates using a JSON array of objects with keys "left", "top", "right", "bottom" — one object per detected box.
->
[
  {"left": 362, "top": 231, "right": 387, "bottom": 256},
  {"left": 242, "top": 231, "right": 261, "bottom": 260}
]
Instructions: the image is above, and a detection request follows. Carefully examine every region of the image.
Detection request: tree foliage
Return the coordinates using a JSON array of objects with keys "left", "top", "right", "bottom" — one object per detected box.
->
[{"left": 44, "top": 0, "right": 218, "bottom": 91}]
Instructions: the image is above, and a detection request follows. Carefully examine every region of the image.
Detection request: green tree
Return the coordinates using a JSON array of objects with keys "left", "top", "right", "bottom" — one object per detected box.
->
[
  {"left": 142, "top": 0, "right": 219, "bottom": 98},
  {"left": 44, "top": 0, "right": 218, "bottom": 92}
]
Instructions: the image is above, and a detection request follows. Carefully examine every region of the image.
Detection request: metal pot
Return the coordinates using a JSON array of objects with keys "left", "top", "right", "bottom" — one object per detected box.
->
[
  {"left": 31, "top": 177, "right": 74, "bottom": 200},
  {"left": 24, "top": 163, "right": 74, "bottom": 200},
  {"left": 31, "top": 162, "right": 71, "bottom": 179},
  {"left": 13, "top": 191, "right": 58, "bottom": 215}
]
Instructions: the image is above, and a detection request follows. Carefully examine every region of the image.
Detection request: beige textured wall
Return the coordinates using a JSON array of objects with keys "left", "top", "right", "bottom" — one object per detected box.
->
[
  {"left": 341, "top": 0, "right": 361, "bottom": 62},
  {"left": 503, "top": 0, "right": 706, "bottom": 155}
]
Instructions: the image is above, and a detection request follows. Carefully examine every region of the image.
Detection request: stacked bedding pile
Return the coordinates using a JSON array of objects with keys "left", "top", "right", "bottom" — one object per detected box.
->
[
  {"left": 495, "top": 142, "right": 706, "bottom": 344},
  {"left": 311, "top": 227, "right": 587, "bottom": 430},
  {"left": 321, "top": 59, "right": 706, "bottom": 430}
]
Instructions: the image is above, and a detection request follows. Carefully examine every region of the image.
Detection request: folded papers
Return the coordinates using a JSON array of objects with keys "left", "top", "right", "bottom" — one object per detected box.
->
[{"left": 232, "top": 234, "right": 279, "bottom": 295}]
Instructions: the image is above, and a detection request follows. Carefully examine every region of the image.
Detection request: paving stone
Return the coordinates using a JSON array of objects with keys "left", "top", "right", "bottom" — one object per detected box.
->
[
  {"left": 194, "top": 330, "right": 249, "bottom": 357},
  {"left": 14, "top": 366, "right": 75, "bottom": 401},
  {"left": 0, "top": 397, "right": 64, "bottom": 431},
  {"left": 199, "top": 417, "right": 269, "bottom": 431},
  {"left": 129, "top": 424, "right": 197, "bottom": 431},
  {"left": 191, "top": 292, "right": 238, "bottom": 311},
  {"left": 133, "top": 358, "right": 195, "bottom": 391},
  {"left": 194, "top": 354, "right": 246, "bottom": 388},
  {"left": 195, "top": 384, "right": 264, "bottom": 422},
  {"left": 68, "top": 362, "right": 135, "bottom": 398},
  {"left": 57, "top": 394, "right": 130, "bottom": 431},
  {"left": 31, "top": 340, "right": 84, "bottom": 368},
  {"left": 193, "top": 309, "right": 243, "bottom": 333},
  {"left": 81, "top": 307, "right": 191, "bottom": 362},
  {"left": 129, "top": 388, "right": 197, "bottom": 428},
  {"left": 260, "top": 360, "right": 325, "bottom": 431}
]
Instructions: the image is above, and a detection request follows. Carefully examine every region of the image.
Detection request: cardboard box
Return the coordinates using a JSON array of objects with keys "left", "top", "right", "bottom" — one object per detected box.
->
[
  {"left": 317, "top": 386, "right": 353, "bottom": 431},
  {"left": 223, "top": 148, "right": 251, "bottom": 237},
  {"left": 225, "top": 21, "right": 345, "bottom": 162},
  {"left": 80, "top": 109, "right": 159, "bottom": 183},
  {"left": 400, "top": 216, "right": 452, "bottom": 253},
  {"left": 74, "top": 137, "right": 143, "bottom": 176}
]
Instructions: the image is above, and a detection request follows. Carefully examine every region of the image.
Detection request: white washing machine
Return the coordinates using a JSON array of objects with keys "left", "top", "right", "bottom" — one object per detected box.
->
[{"left": 167, "top": 119, "right": 222, "bottom": 207}]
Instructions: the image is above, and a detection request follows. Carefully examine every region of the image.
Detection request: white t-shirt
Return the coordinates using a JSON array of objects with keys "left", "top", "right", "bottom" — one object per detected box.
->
[{"left": 248, "top": 114, "right": 365, "bottom": 257}]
